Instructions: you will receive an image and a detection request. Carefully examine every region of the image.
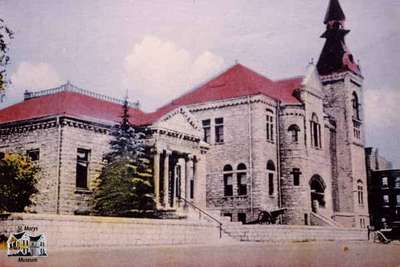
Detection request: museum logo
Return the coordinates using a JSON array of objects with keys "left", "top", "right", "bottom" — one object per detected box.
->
[{"left": 7, "top": 225, "right": 47, "bottom": 262}]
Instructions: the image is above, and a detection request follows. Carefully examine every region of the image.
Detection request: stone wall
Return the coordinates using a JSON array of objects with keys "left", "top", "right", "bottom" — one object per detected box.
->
[
  {"left": 0, "top": 118, "right": 61, "bottom": 214},
  {"left": 0, "top": 213, "right": 222, "bottom": 249},
  {"left": 223, "top": 224, "right": 367, "bottom": 242},
  {"left": 58, "top": 119, "right": 111, "bottom": 214},
  {"left": 191, "top": 95, "right": 280, "bottom": 223}
]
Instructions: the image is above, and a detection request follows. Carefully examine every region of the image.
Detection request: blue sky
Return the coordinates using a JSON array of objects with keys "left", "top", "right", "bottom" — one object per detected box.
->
[{"left": 1, "top": 0, "right": 399, "bottom": 166}]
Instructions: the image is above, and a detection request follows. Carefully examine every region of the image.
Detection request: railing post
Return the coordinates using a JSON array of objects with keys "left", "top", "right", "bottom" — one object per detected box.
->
[{"left": 219, "top": 223, "right": 222, "bottom": 239}]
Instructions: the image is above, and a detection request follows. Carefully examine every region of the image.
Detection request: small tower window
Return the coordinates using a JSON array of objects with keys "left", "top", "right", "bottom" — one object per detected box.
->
[
  {"left": 357, "top": 180, "right": 364, "bottom": 206},
  {"left": 266, "top": 110, "right": 274, "bottom": 143},
  {"left": 310, "top": 113, "right": 321, "bottom": 149},
  {"left": 352, "top": 92, "right": 361, "bottom": 120},
  {"left": 288, "top": 124, "right": 300, "bottom": 143},
  {"left": 292, "top": 168, "right": 302, "bottom": 186}
]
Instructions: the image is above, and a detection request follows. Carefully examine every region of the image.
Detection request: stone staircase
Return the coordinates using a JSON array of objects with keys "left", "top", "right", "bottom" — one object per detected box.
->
[{"left": 310, "top": 212, "right": 343, "bottom": 227}]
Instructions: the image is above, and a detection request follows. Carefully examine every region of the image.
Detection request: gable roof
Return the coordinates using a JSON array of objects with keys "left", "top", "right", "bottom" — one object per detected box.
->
[
  {"left": 141, "top": 64, "right": 302, "bottom": 124},
  {"left": 0, "top": 64, "right": 302, "bottom": 126}
]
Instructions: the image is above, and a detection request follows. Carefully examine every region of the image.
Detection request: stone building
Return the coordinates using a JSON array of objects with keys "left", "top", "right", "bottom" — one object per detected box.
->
[
  {"left": 365, "top": 148, "right": 400, "bottom": 229},
  {"left": 0, "top": 0, "right": 369, "bottom": 227}
]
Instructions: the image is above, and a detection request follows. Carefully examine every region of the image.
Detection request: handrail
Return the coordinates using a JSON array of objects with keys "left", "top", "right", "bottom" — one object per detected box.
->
[{"left": 178, "top": 196, "right": 223, "bottom": 238}]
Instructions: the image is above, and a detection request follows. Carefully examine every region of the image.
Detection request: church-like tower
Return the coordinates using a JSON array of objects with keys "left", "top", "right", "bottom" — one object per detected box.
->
[{"left": 317, "top": 0, "right": 369, "bottom": 227}]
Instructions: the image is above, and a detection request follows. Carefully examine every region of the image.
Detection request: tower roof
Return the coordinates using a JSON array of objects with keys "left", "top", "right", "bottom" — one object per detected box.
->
[{"left": 324, "top": 0, "right": 346, "bottom": 24}]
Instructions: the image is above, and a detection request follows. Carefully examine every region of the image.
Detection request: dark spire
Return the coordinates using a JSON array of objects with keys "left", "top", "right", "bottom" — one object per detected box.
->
[
  {"left": 324, "top": 0, "right": 346, "bottom": 24},
  {"left": 317, "top": 0, "right": 361, "bottom": 77}
]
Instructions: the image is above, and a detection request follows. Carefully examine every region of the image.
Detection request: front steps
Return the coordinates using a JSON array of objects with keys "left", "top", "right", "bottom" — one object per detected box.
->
[{"left": 310, "top": 212, "right": 343, "bottom": 227}]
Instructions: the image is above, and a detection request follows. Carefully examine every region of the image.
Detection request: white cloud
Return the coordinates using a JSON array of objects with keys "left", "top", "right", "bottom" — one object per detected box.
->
[
  {"left": 123, "top": 35, "right": 225, "bottom": 111},
  {"left": 0, "top": 62, "right": 62, "bottom": 108},
  {"left": 11, "top": 62, "right": 62, "bottom": 91}
]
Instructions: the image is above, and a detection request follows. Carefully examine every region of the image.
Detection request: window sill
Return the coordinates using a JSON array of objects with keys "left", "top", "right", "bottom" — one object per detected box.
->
[
  {"left": 266, "top": 140, "right": 275, "bottom": 144},
  {"left": 75, "top": 188, "right": 92, "bottom": 194},
  {"left": 215, "top": 142, "right": 224, "bottom": 145}
]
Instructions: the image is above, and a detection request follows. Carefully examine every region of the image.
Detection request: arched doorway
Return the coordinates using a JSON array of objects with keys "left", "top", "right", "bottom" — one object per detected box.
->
[{"left": 309, "top": 175, "right": 326, "bottom": 213}]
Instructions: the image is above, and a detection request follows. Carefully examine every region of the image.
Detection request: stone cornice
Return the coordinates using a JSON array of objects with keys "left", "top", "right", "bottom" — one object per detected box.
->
[
  {"left": 0, "top": 115, "right": 111, "bottom": 135},
  {"left": 320, "top": 71, "right": 363, "bottom": 87},
  {"left": 149, "top": 126, "right": 200, "bottom": 142},
  {"left": 0, "top": 117, "right": 58, "bottom": 135},
  {"left": 187, "top": 94, "right": 277, "bottom": 112}
]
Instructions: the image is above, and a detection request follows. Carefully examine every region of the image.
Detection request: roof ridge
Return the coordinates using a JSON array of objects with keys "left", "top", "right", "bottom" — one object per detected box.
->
[{"left": 23, "top": 82, "right": 140, "bottom": 109}]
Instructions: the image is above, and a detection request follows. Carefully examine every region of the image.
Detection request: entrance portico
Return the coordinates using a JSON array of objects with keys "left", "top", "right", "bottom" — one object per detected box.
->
[
  {"left": 147, "top": 107, "right": 208, "bottom": 211},
  {"left": 153, "top": 149, "right": 198, "bottom": 209}
]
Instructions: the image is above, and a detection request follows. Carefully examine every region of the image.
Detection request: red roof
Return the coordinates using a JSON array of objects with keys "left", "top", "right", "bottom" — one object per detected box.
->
[
  {"left": 0, "top": 91, "right": 147, "bottom": 125},
  {"left": 0, "top": 64, "right": 303, "bottom": 126},
  {"left": 141, "top": 64, "right": 302, "bottom": 124}
]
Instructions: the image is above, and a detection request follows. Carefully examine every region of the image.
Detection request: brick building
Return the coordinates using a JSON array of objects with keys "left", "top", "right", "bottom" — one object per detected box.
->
[
  {"left": 0, "top": 0, "right": 369, "bottom": 227},
  {"left": 365, "top": 148, "right": 400, "bottom": 229}
]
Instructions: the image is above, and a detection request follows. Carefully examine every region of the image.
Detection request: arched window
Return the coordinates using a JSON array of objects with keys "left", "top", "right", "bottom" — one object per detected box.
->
[
  {"left": 357, "top": 180, "right": 364, "bottom": 206},
  {"left": 310, "top": 175, "right": 326, "bottom": 211},
  {"left": 352, "top": 92, "right": 360, "bottom": 120},
  {"left": 237, "top": 163, "right": 247, "bottom": 196},
  {"left": 310, "top": 113, "right": 321, "bottom": 148},
  {"left": 223, "top": 165, "right": 233, "bottom": 196},
  {"left": 267, "top": 160, "right": 276, "bottom": 196},
  {"left": 288, "top": 124, "right": 300, "bottom": 143}
]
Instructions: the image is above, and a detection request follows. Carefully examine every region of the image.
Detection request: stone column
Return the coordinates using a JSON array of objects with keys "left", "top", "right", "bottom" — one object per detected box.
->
[
  {"left": 163, "top": 150, "right": 170, "bottom": 208},
  {"left": 191, "top": 156, "right": 197, "bottom": 200},
  {"left": 185, "top": 155, "right": 191, "bottom": 201},
  {"left": 153, "top": 151, "right": 160, "bottom": 208}
]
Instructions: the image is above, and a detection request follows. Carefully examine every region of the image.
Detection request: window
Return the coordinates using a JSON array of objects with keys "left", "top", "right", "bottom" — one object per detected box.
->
[
  {"left": 202, "top": 119, "right": 211, "bottom": 143},
  {"left": 223, "top": 213, "right": 232, "bottom": 221},
  {"left": 310, "top": 113, "right": 321, "bottom": 148},
  {"left": 395, "top": 177, "right": 400, "bottom": 188},
  {"left": 292, "top": 168, "right": 302, "bottom": 186},
  {"left": 0, "top": 152, "right": 4, "bottom": 160},
  {"left": 27, "top": 149, "right": 40, "bottom": 161},
  {"left": 266, "top": 110, "right": 274, "bottom": 142},
  {"left": 237, "top": 163, "right": 247, "bottom": 196},
  {"left": 382, "top": 177, "right": 388, "bottom": 187},
  {"left": 238, "top": 213, "right": 246, "bottom": 224},
  {"left": 288, "top": 124, "right": 300, "bottom": 143},
  {"left": 383, "top": 195, "right": 389, "bottom": 205},
  {"left": 223, "top": 165, "right": 233, "bottom": 196},
  {"left": 397, "top": 195, "right": 400, "bottom": 206},
  {"left": 215, "top": 118, "right": 224, "bottom": 144},
  {"left": 76, "top": 148, "right": 90, "bottom": 189},
  {"left": 267, "top": 160, "right": 276, "bottom": 196},
  {"left": 353, "top": 121, "right": 361, "bottom": 139},
  {"left": 357, "top": 180, "right": 364, "bottom": 206},
  {"left": 352, "top": 92, "right": 360, "bottom": 120}
]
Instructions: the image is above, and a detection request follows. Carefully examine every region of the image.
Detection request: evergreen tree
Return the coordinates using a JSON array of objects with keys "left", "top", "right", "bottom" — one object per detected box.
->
[
  {"left": 92, "top": 99, "right": 155, "bottom": 217},
  {"left": 0, "top": 153, "right": 40, "bottom": 212}
]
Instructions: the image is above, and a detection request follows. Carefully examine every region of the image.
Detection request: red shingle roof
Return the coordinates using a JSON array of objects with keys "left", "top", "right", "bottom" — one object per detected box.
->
[
  {"left": 0, "top": 64, "right": 303, "bottom": 126},
  {"left": 0, "top": 91, "right": 147, "bottom": 125},
  {"left": 141, "top": 64, "right": 302, "bottom": 124}
]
